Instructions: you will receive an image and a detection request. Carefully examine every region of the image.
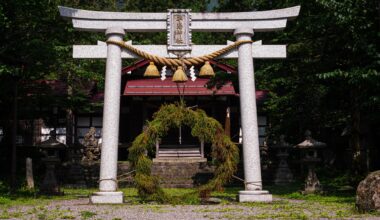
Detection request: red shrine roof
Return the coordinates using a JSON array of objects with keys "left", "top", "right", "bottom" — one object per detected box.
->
[
  {"left": 121, "top": 59, "right": 268, "bottom": 101},
  {"left": 123, "top": 77, "right": 269, "bottom": 101},
  {"left": 123, "top": 77, "right": 236, "bottom": 96}
]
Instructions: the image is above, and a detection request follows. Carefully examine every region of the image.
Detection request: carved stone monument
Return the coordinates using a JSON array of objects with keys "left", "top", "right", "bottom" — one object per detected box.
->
[
  {"left": 59, "top": 5, "right": 300, "bottom": 203},
  {"left": 82, "top": 127, "right": 101, "bottom": 162}
]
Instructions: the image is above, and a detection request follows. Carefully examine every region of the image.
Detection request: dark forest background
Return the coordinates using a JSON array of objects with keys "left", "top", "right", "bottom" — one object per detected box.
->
[{"left": 0, "top": 0, "right": 379, "bottom": 189}]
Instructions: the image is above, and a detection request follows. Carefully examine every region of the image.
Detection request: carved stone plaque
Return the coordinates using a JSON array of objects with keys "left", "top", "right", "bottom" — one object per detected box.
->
[{"left": 167, "top": 9, "right": 192, "bottom": 53}]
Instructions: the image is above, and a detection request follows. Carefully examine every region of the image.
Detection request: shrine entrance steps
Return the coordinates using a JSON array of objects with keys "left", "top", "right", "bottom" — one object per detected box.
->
[{"left": 156, "top": 144, "right": 202, "bottom": 158}]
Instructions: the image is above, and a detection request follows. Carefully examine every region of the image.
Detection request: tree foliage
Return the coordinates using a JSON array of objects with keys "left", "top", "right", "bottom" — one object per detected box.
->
[
  {"left": 216, "top": 0, "right": 379, "bottom": 172},
  {"left": 0, "top": 0, "right": 378, "bottom": 178}
]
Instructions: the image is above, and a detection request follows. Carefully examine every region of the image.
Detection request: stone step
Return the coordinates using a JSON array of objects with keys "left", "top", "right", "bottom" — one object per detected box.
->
[
  {"left": 158, "top": 152, "right": 201, "bottom": 155},
  {"left": 158, "top": 147, "right": 201, "bottom": 158},
  {"left": 153, "top": 158, "right": 207, "bottom": 163},
  {"left": 158, "top": 154, "right": 202, "bottom": 157},
  {"left": 159, "top": 150, "right": 200, "bottom": 153},
  {"left": 158, "top": 151, "right": 201, "bottom": 154},
  {"left": 158, "top": 149, "right": 201, "bottom": 153},
  {"left": 159, "top": 148, "right": 199, "bottom": 150},
  {"left": 158, "top": 152, "right": 200, "bottom": 155},
  {"left": 158, "top": 151, "right": 200, "bottom": 154}
]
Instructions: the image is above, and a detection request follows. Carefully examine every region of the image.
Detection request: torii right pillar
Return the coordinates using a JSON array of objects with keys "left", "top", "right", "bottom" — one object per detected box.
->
[{"left": 235, "top": 28, "right": 272, "bottom": 202}]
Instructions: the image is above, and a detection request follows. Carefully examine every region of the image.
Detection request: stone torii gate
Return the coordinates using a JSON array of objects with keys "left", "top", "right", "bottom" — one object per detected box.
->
[{"left": 59, "top": 6, "right": 300, "bottom": 203}]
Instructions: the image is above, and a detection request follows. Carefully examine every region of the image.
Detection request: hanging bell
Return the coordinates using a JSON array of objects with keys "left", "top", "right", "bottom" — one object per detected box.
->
[
  {"left": 199, "top": 61, "right": 215, "bottom": 78},
  {"left": 144, "top": 62, "right": 160, "bottom": 78},
  {"left": 172, "top": 66, "right": 188, "bottom": 83}
]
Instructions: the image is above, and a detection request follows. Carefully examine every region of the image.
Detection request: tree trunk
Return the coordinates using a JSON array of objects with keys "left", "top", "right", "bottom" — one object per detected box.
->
[
  {"left": 350, "top": 88, "right": 363, "bottom": 175},
  {"left": 66, "top": 73, "right": 74, "bottom": 147},
  {"left": 11, "top": 80, "right": 18, "bottom": 192},
  {"left": 224, "top": 107, "right": 231, "bottom": 137},
  {"left": 26, "top": 157, "right": 34, "bottom": 189}
]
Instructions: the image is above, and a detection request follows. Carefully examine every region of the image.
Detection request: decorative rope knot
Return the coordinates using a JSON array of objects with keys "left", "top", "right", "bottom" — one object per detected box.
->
[{"left": 98, "top": 178, "right": 118, "bottom": 183}]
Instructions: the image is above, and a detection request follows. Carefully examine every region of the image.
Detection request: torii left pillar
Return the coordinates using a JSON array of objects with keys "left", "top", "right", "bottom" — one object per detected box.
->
[{"left": 90, "top": 27, "right": 125, "bottom": 204}]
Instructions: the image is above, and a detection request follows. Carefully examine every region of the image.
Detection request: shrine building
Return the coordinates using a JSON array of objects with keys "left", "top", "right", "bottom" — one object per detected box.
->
[{"left": 75, "top": 59, "right": 268, "bottom": 161}]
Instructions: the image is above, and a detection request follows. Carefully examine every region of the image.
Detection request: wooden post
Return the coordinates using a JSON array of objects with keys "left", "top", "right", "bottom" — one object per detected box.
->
[
  {"left": 66, "top": 71, "right": 74, "bottom": 147},
  {"left": 200, "top": 140, "right": 204, "bottom": 158},
  {"left": 225, "top": 107, "right": 231, "bottom": 137},
  {"left": 11, "top": 79, "right": 18, "bottom": 192},
  {"left": 156, "top": 139, "right": 160, "bottom": 158},
  {"left": 26, "top": 157, "right": 34, "bottom": 189},
  {"left": 142, "top": 100, "right": 147, "bottom": 132}
]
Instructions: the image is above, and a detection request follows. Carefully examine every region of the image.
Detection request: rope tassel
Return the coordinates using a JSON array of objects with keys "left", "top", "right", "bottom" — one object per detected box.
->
[
  {"left": 144, "top": 62, "right": 160, "bottom": 78},
  {"left": 199, "top": 61, "right": 215, "bottom": 78},
  {"left": 172, "top": 66, "right": 188, "bottom": 83}
]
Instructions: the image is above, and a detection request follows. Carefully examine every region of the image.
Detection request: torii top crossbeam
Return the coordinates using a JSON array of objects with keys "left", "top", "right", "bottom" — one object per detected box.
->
[
  {"left": 59, "top": 6, "right": 300, "bottom": 32},
  {"left": 59, "top": 6, "right": 300, "bottom": 60}
]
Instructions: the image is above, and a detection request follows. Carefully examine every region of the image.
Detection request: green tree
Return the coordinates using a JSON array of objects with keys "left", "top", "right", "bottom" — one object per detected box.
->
[
  {"left": 217, "top": 0, "right": 379, "bottom": 173},
  {"left": 0, "top": 0, "right": 116, "bottom": 189},
  {"left": 0, "top": 0, "right": 214, "bottom": 189}
]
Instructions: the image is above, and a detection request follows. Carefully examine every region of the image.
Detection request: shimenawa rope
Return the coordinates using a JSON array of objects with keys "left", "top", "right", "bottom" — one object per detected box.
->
[{"left": 106, "top": 40, "right": 253, "bottom": 67}]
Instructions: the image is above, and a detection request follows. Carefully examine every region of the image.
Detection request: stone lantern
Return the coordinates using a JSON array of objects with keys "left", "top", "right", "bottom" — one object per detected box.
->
[
  {"left": 271, "top": 135, "right": 294, "bottom": 185},
  {"left": 295, "top": 130, "right": 326, "bottom": 194},
  {"left": 38, "top": 130, "right": 66, "bottom": 195}
]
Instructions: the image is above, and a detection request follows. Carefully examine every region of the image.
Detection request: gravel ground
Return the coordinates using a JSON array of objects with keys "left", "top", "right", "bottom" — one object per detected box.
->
[
  {"left": 5, "top": 198, "right": 254, "bottom": 220},
  {"left": 2, "top": 198, "right": 380, "bottom": 220}
]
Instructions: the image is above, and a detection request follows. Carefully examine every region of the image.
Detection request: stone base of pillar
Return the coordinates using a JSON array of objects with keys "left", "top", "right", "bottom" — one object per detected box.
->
[
  {"left": 90, "top": 191, "right": 124, "bottom": 204},
  {"left": 238, "top": 190, "right": 273, "bottom": 202}
]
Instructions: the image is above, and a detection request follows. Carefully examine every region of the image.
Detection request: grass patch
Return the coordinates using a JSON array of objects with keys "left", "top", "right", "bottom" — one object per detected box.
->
[
  {"left": 143, "top": 205, "right": 170, "bottom": 213},
  {"left": 0, "top": 187, "right": 97, "bottom": 206},
  {"left": 0, "top": 210, "right": 10, "bottom": 219},
  {"left": 0, "top": 197, "right": 11, "bottom": 205},
  {"left": 0, "top": 209, "right": 25, "bottom": 219},
  {"left": 80, "top": 210, "right": 97, "bottom": 219},
  {"left": 267, "top": 183, "right": 355, "bottom": 203},
  {"left": 164, "top": 188, "right": 200, "bottom": 205},
  {"left": 61, "top": 215, "right": 76, "bottom": 219},
  {"left": 122, "top": 188, "right": 201, "bottom": 204},
  {"left": 0, "top": 185, "right": 379, "bottom": 219},
  {"left": 197, "top": 207, "right": 243, "bottom": 213}
]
